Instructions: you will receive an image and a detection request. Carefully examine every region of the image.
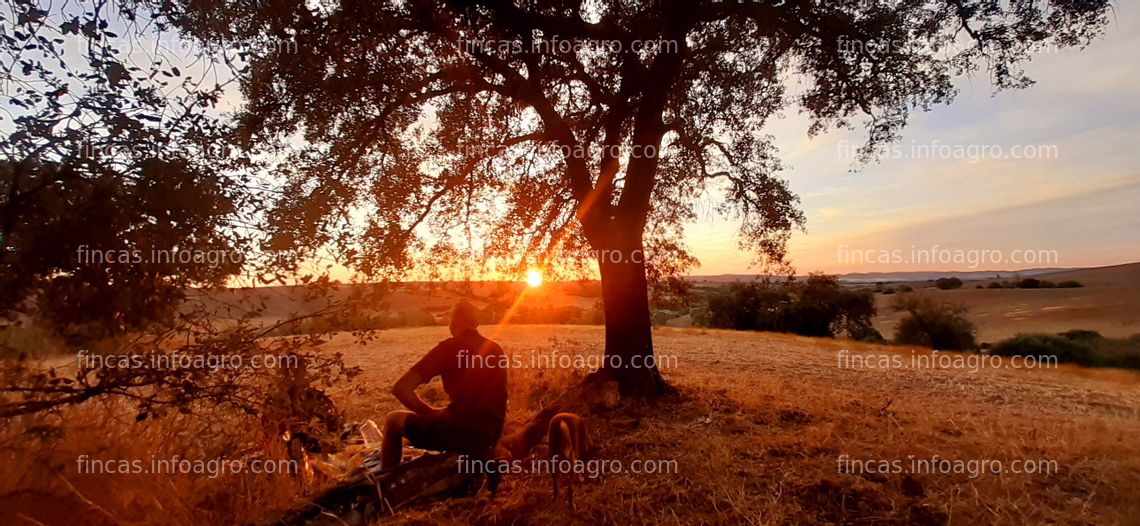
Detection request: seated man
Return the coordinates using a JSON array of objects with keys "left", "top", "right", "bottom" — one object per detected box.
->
[{"left": 379, "top": 300, "right": 507, "bottom": 470}]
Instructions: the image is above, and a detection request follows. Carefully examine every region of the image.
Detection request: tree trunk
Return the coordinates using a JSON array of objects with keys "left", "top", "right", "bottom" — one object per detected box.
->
[{"left": 595, "top": 245, "right": 669, "bottom": 397}]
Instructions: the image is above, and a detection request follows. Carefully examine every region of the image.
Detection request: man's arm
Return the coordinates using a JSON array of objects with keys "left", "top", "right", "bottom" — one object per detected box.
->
[{"left": 391, "top": 370, "right": 443, "bottom": 417}]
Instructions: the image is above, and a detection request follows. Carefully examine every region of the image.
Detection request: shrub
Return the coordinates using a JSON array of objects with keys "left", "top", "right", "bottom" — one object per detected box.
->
[
  {"left": 935, "top": 277, "right": 963, "bottom": 290},
  {"left": 268, "top": 310, "right": 423, "bottom": 336},
  {"left": 1057, "top": 280, "right": 1084, "bottom": 288},
  {"left": 891, "top": 294, "right": 977, "bottom": 350},
  {"left": 1059, "top": 329, "right": 1102, "bottom": 341},
  {"left": 1015, "top": 278, "right": 1062, "bottom": 289},
  {"left": 987, "top": 282, "right": 1004, "bottom": 289},
  {"left": 990, "top": 331, "right": 1140, "bottom": 370},
  {"left": 848, "top": 324, "right": 886, "bottom": 343},
  {"left": 990, "top": 333, "right": 1093, "bottom": 365},
  {"left": 703, "top": 274, "right": 877, "bottom": 340},
  {"left": 897, "top": 285, "right": 914, "bottom": 293},
  {"left": 503, "top": 305, "right": 593, "bottom": 325}
]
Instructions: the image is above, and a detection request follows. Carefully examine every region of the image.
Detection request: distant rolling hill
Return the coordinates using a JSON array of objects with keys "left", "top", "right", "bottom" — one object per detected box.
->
[
  {"left": 199, "top": 262, "right": 1140, "bottom": 343},
  {"left": 689, "top": 267, "right": 1075, "bottom": 284},
  {"left": 870, "top": 262, "right": 1140, "bottom": 342}
]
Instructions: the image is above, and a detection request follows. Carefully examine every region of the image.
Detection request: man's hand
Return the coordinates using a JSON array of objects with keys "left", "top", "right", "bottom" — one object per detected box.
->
[{"left": 392, "top": 370, "right": 441, "bottom": 417}]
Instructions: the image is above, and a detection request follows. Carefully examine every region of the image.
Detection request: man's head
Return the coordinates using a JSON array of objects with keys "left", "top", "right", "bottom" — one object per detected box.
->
[{"left": 449, "top": 300, "right": 480, "bottom": 336}]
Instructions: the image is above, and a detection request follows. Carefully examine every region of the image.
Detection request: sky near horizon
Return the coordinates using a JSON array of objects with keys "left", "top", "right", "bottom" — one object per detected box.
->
[{"left": 686, "top": 5, "right": 1140, "bottom": 276}]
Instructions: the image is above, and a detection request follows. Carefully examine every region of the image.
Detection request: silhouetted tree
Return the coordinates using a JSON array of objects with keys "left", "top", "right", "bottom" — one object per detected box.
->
[
  {"left": 935, "top": 277, "right": 963, "bottom": 290},
  {"left": 0, "top": 2, "right": 361, "bottom": 430},
  {"left": 154, "top": 0, "right": 1110, "bottom": 395},
  {"left": 0, "top": 0, "right": 249, "bottom": 340}
]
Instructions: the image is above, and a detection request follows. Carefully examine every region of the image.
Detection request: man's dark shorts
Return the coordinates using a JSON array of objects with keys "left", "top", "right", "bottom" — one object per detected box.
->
[{"left": 404, "top": 411, "right": 499, "bottom": 456}]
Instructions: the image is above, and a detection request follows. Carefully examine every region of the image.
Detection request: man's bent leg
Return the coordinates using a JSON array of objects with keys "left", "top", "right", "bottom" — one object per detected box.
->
[{"left": 381, "top": 410, "right": 413, "bottom": 470}]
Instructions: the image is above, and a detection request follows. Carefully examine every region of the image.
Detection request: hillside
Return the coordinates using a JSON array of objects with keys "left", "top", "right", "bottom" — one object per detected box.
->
[
  {"left": 7, "top": 326, "right": 1139, "bottom": 524},
  {"left": 1025, "top": 262, "right": 1140, "bottom": 288},
  {"left": 873, "top": 263, "right": 1140, "bottom": 342},
  {"left": 323, "top": 326, "right": 1140, "bottom": 525}
]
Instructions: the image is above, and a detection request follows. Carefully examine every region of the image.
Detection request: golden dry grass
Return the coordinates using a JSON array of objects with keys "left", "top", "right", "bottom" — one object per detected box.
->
[
  {"left": 5, "top": 325, "right": 1140, "bottom": 525},
  {"left": 0, "top": 399, "right": 305, "bottom": 525},
  {"left": 872, "top": 286, "right": 1140, "bottom": 343},
  {"left": 327, "top": 325, "right": 1140, "bottom": 525}
]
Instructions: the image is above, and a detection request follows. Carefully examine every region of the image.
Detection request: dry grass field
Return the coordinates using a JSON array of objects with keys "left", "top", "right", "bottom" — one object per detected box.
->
[
  {"left": 318, "top": 325, "right": 1140, "bottom": 525},
  {"left": 872, "top": 263, "right": 1140, "bottom": 343},
  {"left": 4, "top": 325, "right": 1140, "bottom": 524},
  {"left": 10, "top": 265, "right": 1133, "bottom": 524}
]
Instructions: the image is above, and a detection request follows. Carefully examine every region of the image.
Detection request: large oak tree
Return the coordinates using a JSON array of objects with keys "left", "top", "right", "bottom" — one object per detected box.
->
[{"left": 160, "top": 0, "right": 1110, "bottom": 396}]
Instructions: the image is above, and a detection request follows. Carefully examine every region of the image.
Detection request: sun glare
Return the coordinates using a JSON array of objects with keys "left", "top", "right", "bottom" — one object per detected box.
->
[{"left": 526, "top": 270, "right": 543, "bottom": 288}]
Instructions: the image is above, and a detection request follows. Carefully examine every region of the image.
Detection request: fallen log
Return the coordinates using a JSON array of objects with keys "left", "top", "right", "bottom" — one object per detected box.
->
[{"left": 251, "top": 452, "right": 473, "bottom": 526}]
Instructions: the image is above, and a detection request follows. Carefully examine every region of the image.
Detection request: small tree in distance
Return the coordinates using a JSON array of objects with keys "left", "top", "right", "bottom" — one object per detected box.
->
[
  {"left": 893, "top": 294, "right": 977, "bottom": 351},
  {"left": 935, "top": 277, "right": 964, "bottom": 290}
]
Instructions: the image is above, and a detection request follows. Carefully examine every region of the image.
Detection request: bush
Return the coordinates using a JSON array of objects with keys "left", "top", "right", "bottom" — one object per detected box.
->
[
  {"left": 989, "top": 331, "right": 1140, "bottom": 370},
  {"left": 268, "top": 310, "right": 428, "bottom": 336},
  {"left": 1057, "top": 280, "right": 1084, "bottom": 288},
  {"left": 891, "top": 294, "right": 977, "bottom": 350},
  {"left": 703, "top": 274, "right": 877, "bottom": 340},
  {"left": 502, "top": 305, "right": 595, "bottom": 325},
  {"left": 1059, "top": 329, "right": 1102, "bottom": 341},
  {"left": 897, "top": 285, "right": 914, "bottom": 293},
  {"left": 1015, "top": 278, "right": 1064, "bottom": 289},
  {"left": 935, "top": 277, "right": 963, "bottom": 290},
  {"left": 987, "top": 282, "right": 1004, "bottom": 289},
  {"left": 989, "top": 333, "right": 1093, "bottom": 365},
  {"left": 848, "top": 324, "right": 886, "bottom": 343}
]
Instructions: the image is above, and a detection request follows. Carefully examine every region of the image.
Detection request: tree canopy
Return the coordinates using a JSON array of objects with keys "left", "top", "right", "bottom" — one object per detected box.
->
[
  {"left": 155, "top": 0, "right": 1111, "bottom": 281},
  {"left": 1, "top": 0, "right": 253, "bottom": 339}
]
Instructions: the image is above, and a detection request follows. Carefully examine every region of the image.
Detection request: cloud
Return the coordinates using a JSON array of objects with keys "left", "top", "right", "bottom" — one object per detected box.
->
[{"left": 685, "top": 6, "right": 1140, "bottom": 275}]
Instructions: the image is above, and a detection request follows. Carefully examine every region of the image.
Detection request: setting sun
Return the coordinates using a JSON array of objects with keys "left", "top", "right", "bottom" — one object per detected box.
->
[{"left": 526, "top": 270, "right": 543, "bottom": 287}]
